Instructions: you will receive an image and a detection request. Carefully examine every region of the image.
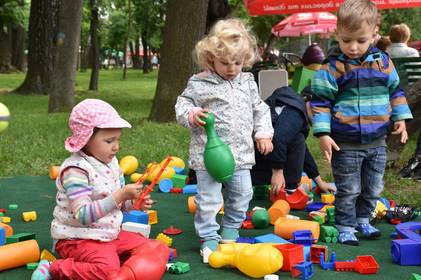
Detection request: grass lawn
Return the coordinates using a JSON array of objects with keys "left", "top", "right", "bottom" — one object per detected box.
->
[{"left": 0, "top": 69, "right": 420, "bottom": 207}]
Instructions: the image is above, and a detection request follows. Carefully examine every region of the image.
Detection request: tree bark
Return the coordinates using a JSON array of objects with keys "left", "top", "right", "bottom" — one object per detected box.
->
[
  {"left": 149, "top": 0, "right": 209, "bottom": 122},
  {"left": 89, "top": 0, "right": 100, "bottom": 90},
  {"left": 122, "top": 0, "right": 132, "bottom": 80},
  {"left": 130, "top": 40, "right": 141, "bottom": 69},
  {"left": 48, "top": 0, "right": 83, "bottom": 112},
  {"left": 11, "top": 25, "right": 25, "bottom": 71},
  {"left": 0, "top": 21, "right": 13, "bottom": 73},
  {"left": 141, "top": 31, "right": 150, "bottom": 74},
  {"left": 14, "top": 0, "right": 59, "bottom": 95},
  {"left": 387, "top": 80, "right": 421, "bottom": 162}
]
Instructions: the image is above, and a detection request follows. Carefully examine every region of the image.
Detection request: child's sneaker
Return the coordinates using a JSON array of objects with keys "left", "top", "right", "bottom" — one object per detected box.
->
[
  {"left": 220, "top": 228, "right": 239, "bottom": 243},
  {"left": 338, "top": 231, "right": 359, "bottom": 246},
  {"left": 356, "top": 223, "right": 381, "bottom": 238},
  {"left": 200, "top": 240, "right": 219, "bottom": 263},
  {"left": 31, "top": 260, "right": 52, "bottom": 280}
]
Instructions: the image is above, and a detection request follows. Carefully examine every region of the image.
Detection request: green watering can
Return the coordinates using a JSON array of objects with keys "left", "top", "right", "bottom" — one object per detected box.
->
[{"left": 201, "top": 112, "right": 235, "bottom": 183}]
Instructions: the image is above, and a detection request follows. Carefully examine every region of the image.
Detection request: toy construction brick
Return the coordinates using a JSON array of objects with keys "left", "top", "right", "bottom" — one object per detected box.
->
[
  {"left": 168, "top": 248, "right": 177, "bottom": 261},
  {"left": 0, "top": 227, "right": 5, "bottom": 245},
  {"left": 40, "top": 249, "right": 57, "bottom": 261},
  {"left": 255, "top": 233, "right": 289, "bottom": 244},
  {"left": 156, "top": 233, "right": 172, "bottom": 247},
  {"left": 310, "top": 245, "right": 327, "bottom": 264},
  {"left": 1, "top": 216, "right": 11, "bottom": 223},
  {"left": 122, "top": 222, "right": 151, "bottom": 237},
  {"left": 321, "top": 193, "right": 335, "bottom": 204},
  {"left": 171, "top": 174, "right": 188, "bottom": 188},
  {"left": 26, "top": 262, "right": 39, "bottom": 270},
  {"left": 158, "top": 178, "right": 173, "bottom": 193},
  {"left": 304, "top": 202, "right": 325, "bottom": 212},
  {"left": 6, "top": 232, "right": 36, "bottom": 244},
  {"left": 173, "top": 167, "right": 185, "bottom": 174},
  {"left": 122, "top": 210, "right": 149, "bottom": 224},
  {"left": 8, "top": 204, "right": 18, "bottom": 210},
  {"left": 290, "top": 230, "right": 314, "bottom": 246},
  {"left": 292, "top": 261, "right": 314, "bottom": 280},
  {"left": 0, "top": 212, "right": 3, "bottom": 217},
  {"left": 22, "top": 211, "right": 37, "bottom": 222},
  {"left": 274, "top": 243, "right": 304, "bottom": 272},
  {"left": 168, "top": 262, "right": 190, "bottom": 274},
  {"left": 147, "top": 210, "right": 158, "bottom": 225},
  {"left": 320, "top": 226, "right": 339, "bottom": 243},
  {"left": 236, "top": 237, "right": 256, "bottom": 244},
  {"left": 182, "top": 184, "right": 197, "bottom": 194}
]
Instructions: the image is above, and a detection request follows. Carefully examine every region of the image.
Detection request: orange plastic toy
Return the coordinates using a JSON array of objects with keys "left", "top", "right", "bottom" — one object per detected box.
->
[
  {"left": 0, "top": 239, "right": 40, "bottom": 271},
  {"left": 0, "top": 222, "right": 13, "bottom": 237},
  {"left": 110, "top": 240, "right": 169, "bottom": 280},
  {"left": 49, "top": 165, "right": 59, "bottom": 180},
  {"left": 268, "top": 199, "right": 290, "bottom": 225},
  {"left": 274, "top": 217, "right": 320, "bottom": 241},
  {"left": 209, "top": 243, "right": 283, "bottom": 278}
]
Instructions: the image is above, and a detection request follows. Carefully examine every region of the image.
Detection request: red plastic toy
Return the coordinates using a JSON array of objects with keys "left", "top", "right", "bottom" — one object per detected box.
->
[
  {"left": 270, "top": 188, "right": 308, "bottom": 210},
  {"left": 163, "top": 226, "right": 183, "bottom": 235}
]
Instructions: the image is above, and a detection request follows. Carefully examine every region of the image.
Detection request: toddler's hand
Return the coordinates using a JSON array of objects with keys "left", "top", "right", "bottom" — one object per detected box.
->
[
  {"left": 319, "top": 135, "right": 340, "bottom": 163},
  {"left": 193, "top": 109, "right": 209, "bottom": 127},
  {"left": 140, "top": 194, "right": 153, "bottom": 210},
  {"left": 113, "top": 183, "right": 143, "bottom": 206},
  {"left": 391, "top": 120, "right": 408, "bottom": 143},
  {"left": 316, "top": 179, "right": 337, "bottom": 193},
  {"left": 270, "top": 169, "right": 285, "bottom": 198},
  {"left": 256, "top": 138, "right": 273, "bottom": 155}
]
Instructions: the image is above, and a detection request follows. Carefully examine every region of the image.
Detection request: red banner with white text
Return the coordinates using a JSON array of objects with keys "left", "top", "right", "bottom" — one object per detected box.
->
[{"left": 244, "top": 0, "right": 421, "bottom": 15}]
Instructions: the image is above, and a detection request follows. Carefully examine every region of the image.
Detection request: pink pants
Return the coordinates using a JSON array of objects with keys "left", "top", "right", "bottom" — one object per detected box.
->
[{"left": 50, "top": 231, "right": 151, "bottom": 280}]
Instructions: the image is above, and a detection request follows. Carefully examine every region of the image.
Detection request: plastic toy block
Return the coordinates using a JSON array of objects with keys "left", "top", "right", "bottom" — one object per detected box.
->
[
  {"left": 271, "top": 188, "right": 308, "bottom": 210},
  {"left": 0, "top": 212, "right": 3, "bottom": 217},
  {"left": 291, "top": 66, "right": 316, "bottom": 93},
  {"left": 290, "top": 230, "right": 314, "bottom": 246},
  {"left": 163, "top": 226, "right": 182, "bottom": 235},
  {"left": 40, "top": 249, "right": 57, "bottom": 261},
  {"left": 147, "top": 210, "right": 158, "bottom": 225},
  {"left": 321, "top": 193, "right": 335, "bottom": 204},
  {"left": 0, "top": 208, "right": 6, "bottom": 213},
  {"left": 156, "top": 233, "right": 172, "bottom": 247},
  {"left": 308, "top": 211, "right": 326, "bottom": 224},
  {"left": 170, "top": 187, "right": 183, "bottom": 193},
  {"left": 158, "top": 178, "right": 173, "bottom": 193},
  {"left": 0, "top": 227, "right": 5, "bottom": 245},
  {"left": 354, "top": 255, "right": 379, "bottom": 274},
  {"left": 173, "top": 167, "right": 185, "bottom": 174},
  {"left": 253, "top": 185, "right": 270, "bottom": 200},
  {"left": 8, "top": 204, "right": 18, "bottom": 210},
  {"left": 252, "top": 209, "right": 270, "bottom": 229},
  {"left": 274, "top": 243, "right": 304, "bottom": 272},
  {"left": 182, "top": 184, "right": 197, "bottom": 194},
  {"left": 0, "top": 222, "right": 13, "bottom": 237},
  {"left": 325, "top": 207, "right": 335, "bottom": 225},
  {"left": 26, "top": 262, "right": 39, "bottom": 270},
  {"left": 168, "top": 262, "right": 190, "bottom": 274},
  {"left": 122, "top": 210, "right": 149, "bottom": 224},
  {"left": 320, "top": 251, "right": 336, "bottom": 270},
  {"left": 168, "top": 248, "right": 177, "bottom": 261},
  {"left": 310, "top": 245, "right": 327, "bottom": 264},
  {"left": 304, "top": 202, "right": 326, "bottom": 212},
  {"left": 335, "top": 260, "right": 356, "bottom": 271},
  {"left": 22, "top": 211, "right": 37, "bottom": 222},
  {"left": 411, "top": 273, "right": 421, "bottom": 280},
  {"left": 1, "top": 216, "right": 11, "bottom": 223},
  {"left": 6, "top": 232, "right": 36, "bottom": 244},
  {"left": 171, "top": 174, "right": 188, "bottom": 188},
  {"left": 255, "top": 233, "right": 289, "bottom": 244},
  {"left": 236, "top": 237, "right": 256, "bottom": 244},
  {"left": 320, "top": 225, "right": 339, "bottom": 243},
  {"left": 241, "top": 220, "right": 254, "bottom": 229},
  {"left": 391, "top": 222, "right": 421, "bottom": 266},
  {"left": 291, "top": 261, "right": 314, "bottom": 280},
  {"left": 122, "top": 222, "right": 151, "bottom": 237}
]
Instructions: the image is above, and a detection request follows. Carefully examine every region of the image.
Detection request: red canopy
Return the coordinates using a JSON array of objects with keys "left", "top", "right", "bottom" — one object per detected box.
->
[
  {"left": 272, "top": 12, "right": 337, "bottom": 37},
  {"left": 244, "top": 0, "right": 421, "bottom": 15}
]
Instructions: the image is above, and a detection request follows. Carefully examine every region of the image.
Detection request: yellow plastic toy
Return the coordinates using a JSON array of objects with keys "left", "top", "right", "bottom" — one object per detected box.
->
[
  {"left": 146, "top": 163, "right": 175, "bottom": 182},
  {"left": 119, "top": 155, "right": 139, "bottom": 175},
  {"left": 22, "top": 211, "right": 37, "bottom": 222},
  {"left": 40, "top": 249, "right": 56, "bottom": 261},
  {"left": 161, "top": 156, "right": 185, "bottom": 170},
  {"left": 130, "top": 172, "right": 143, "bottom": 183},
  {"left": 209, "top": 243, "right": 283, "bottom": 278},
  {"left": 0, "top": 102, "right": 10, "bottom": 133}
]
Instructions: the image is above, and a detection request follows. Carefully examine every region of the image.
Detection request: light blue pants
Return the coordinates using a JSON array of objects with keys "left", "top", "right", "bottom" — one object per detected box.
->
[{"left": 195, "top": 169, "right": 253, "bottom": 241}]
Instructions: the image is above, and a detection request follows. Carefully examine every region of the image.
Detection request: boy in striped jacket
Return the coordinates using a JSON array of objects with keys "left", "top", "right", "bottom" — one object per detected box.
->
[{"left": 310, "top": 0, "right": 412, "bottom": 245}]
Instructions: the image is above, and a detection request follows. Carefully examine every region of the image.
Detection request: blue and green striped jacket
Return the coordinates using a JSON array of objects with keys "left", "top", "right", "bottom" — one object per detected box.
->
[{"left": 310, "top": 47, "right": 413, "bottom": 144}]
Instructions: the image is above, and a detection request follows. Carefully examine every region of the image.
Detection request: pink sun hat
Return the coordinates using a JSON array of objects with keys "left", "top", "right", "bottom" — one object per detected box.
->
[{"left": 65, "top": 99, "right": 131, "bottom": 153}]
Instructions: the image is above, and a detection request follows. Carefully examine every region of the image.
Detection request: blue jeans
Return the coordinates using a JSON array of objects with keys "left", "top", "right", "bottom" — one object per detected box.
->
[
  {"left": 195, "top": 169, "right": 253, "bottom": 241},
  {"left": 331, "top": 147, "right": 387, "bottom": 232}
]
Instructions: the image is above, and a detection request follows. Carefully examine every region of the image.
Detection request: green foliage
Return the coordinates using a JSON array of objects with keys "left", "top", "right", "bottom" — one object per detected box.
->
[
  {"left": 107, "top": 10, "right": 128, "bottom": 50},
  {"left": 380, "top": 8, "right": 421, "bottom": 40},
  {"left": 0, "top": 0, "right": 25, "bottom": 26}
]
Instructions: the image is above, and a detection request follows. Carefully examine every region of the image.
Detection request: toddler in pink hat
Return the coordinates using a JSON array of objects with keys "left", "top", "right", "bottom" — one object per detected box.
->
[{"left": 32, "top": 99, "right": 169, "bottom": 280}]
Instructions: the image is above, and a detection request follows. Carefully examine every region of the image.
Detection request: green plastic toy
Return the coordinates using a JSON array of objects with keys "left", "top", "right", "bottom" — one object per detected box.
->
[{"left": 201, "top": 112, "right": 235, "bottom": 183}]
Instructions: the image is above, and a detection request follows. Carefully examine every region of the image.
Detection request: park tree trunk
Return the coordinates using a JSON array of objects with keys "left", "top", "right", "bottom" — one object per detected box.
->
[
  {"left": 11, "top": 25, "right": 25, "bottom": 71},
  {"left": 387, "top": 80, "right": 421, "bottom": 162},
  {"left": 141, "top": 31, "right": 150, "bottom": 74},
  {"left": 89, "top": 0, "right": 100, "bottom": 90},
  {"left": 14, "top": 0, "right": 59, "bottom": 94},
  {"left": 130, "top": 40, "right": 141, "bottom": 69},
  {"left": 0, "top": 21, "right": 13, "bottom": 73},
  {"left": 122, "top": 0, "right": 132, "bottom": 80},
  {"left": 48, "top": 0, "right": 83, "bottom": 112},
  {"left": 149, "top": 0, "right": 209, "bottom": 122}
]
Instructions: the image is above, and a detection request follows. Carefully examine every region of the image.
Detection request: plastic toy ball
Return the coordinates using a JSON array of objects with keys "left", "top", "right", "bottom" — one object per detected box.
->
[{"left": 0, "top": 103, "right": 10, "bottom": 133}]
